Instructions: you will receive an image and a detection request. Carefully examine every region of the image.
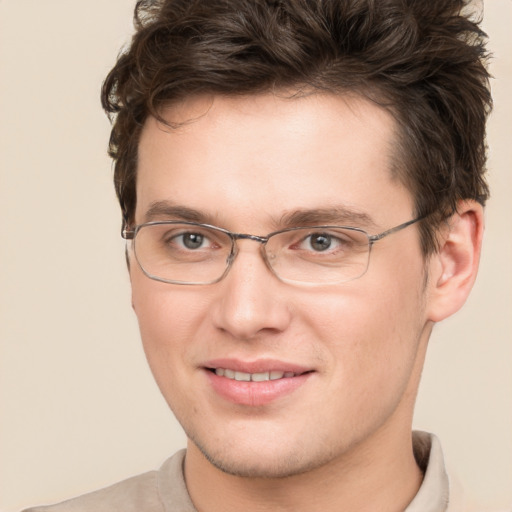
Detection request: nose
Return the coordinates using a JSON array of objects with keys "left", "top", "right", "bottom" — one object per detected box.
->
[{"left": 211, "top": 243, "right": 292, "bottom": 341}]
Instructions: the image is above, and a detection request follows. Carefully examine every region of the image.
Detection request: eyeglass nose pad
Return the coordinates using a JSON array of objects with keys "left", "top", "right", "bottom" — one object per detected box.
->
[
  {"left": 225, "top": 242, "right": 238, "bottom": 267},
  {"left": 259, "top": 242, "right": 277, "bottom": 274}
]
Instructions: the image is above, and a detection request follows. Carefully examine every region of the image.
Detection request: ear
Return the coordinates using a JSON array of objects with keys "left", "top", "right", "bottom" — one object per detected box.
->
[{"left": 426, "top": 201, "right": 484, "bottom": 322}]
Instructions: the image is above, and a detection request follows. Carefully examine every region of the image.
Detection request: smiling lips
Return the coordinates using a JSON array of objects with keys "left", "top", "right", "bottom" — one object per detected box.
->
[
  {"left": 204, "top": 360, "right": 313, "bottom": 406},
  {"left": 214, "top": 368, "right": 299, "bottom": 381}
]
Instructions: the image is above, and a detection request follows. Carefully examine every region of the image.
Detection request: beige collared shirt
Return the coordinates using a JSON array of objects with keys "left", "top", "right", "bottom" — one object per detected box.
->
[
  {"left": 407, "top": 431, "right": 452, "bottom": 511},
  {"left": 24, "top": 432, "right": 462, "bottom": 512}
]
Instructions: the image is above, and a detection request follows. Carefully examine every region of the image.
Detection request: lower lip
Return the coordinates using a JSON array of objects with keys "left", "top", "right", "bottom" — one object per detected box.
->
[{"left": 205, "top": 370, "right": 312, "bottom": 406}]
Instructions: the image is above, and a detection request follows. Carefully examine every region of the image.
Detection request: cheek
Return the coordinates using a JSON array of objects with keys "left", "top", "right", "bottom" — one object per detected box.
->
[
  {"left": 289, "top": 284, "right": 425, "bottom": 443},
  {"left": 130, "top": 277, "right": 215, "bottom": 418},
  {"left": 130, "top": 272, "right": 207, "bottom": 371},
  {"left": 300, "top": 274, "right": 426, "bottom": 382}
]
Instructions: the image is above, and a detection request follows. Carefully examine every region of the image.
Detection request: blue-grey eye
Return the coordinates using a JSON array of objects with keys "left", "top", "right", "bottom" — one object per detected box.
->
[
  {"left": 308, "top": 233, "right": 332, "bottom": 251},
  {"left": 181, "top": 233, "right": 205, "bottom": 249}
]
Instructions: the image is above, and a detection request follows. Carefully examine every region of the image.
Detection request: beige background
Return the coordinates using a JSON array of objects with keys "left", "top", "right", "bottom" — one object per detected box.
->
[{"left": 0, "top": 1, "right": 510, "bottom": 511}]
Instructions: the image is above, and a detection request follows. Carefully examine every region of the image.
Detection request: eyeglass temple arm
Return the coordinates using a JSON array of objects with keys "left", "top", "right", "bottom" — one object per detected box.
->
[{"left": 368, "top": 215, "right": 426, "bottom": 243}]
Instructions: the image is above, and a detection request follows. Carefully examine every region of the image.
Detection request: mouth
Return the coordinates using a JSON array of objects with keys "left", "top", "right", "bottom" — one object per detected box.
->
[
  {"left": 207, "top": 367, "right": 307, "bottom": 382},
  {"left": 203, "top": 360, "right": 314, "bottom": 406}
]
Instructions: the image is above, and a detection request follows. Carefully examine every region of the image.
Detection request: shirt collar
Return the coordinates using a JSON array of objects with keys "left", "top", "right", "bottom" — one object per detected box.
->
[
  {"left": 159, "top": 431, "right": 452, "bottom": 512},
  {"left": 405, "top": 431, "right": 450, "bottom": 512}
]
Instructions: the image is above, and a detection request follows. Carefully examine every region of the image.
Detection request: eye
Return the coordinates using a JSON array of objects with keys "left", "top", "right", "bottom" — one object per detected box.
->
[
  {"left": 279, "top": 228, "right": 368, "bottom": 259},
  {"left": 308, "top": 233, "right": 335, "bottom": 252},
  {"left": 178, "top": 232, "right": 207, "bottom": 250},
  {"left": 300, "top": 232, "right": 347, "bottom": 252},
  {"left": 159, "top": 226, "right": 228, "bottom": 253},
  {"left": 165, "top": 230, "right": 220, "bottom": 251}
]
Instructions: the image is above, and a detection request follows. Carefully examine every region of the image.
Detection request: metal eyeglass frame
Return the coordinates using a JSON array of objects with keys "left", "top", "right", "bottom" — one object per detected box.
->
[{"left": 122, "top": 215, "right": 425, "bottom": 286}]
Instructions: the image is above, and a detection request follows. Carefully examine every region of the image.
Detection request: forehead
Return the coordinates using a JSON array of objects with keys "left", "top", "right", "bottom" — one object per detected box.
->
[{"left": 136, "top": 93, "right": 413, "bottom": 229}]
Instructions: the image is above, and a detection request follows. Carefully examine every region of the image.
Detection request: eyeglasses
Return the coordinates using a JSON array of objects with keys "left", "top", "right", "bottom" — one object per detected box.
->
[{"left": 122, "top": 217, "right": 423, "bottom": 286}]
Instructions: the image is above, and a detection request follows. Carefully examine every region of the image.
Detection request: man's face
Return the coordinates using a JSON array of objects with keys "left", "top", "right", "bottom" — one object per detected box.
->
[{"left": 131, "top": 93, "right": 433, "bottom": 478}]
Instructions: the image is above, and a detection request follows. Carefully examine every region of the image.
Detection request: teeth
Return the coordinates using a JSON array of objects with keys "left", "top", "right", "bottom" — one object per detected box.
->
[
  {"left": 224, "top": 368, "right": 236, "bottom": 379},
  {"left": 251, "top": 371, "right": 270, "bottom": 382},
  {"left": 214, "top": 368, "right": 296, "bottom": 381}
]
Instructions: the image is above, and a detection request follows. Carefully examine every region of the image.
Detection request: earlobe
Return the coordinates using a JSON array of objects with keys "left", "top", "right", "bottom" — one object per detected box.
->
[{"left": 427, "top": 201, "right": 484, "bottom": 322}]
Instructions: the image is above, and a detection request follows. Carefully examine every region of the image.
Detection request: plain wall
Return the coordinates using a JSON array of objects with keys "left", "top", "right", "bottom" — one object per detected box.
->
[{"left": 0, "top": 1, "right": 510, "bottom": 511}]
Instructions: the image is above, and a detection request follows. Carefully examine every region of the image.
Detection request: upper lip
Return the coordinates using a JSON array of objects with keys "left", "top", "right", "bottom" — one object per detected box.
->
[{"left": 203, "top": 358, "right": 312, "bottom": 374}]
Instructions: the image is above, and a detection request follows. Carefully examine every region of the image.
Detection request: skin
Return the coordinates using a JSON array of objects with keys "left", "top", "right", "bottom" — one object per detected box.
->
[{"left": 130, "top": 93, "right": 483, "bottom": 512}]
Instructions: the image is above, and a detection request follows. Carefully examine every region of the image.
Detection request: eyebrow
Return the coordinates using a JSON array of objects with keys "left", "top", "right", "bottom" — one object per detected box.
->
[
  {"left": 143, "top": 200, "right": 378, "bottom": 231},
  {"left": 277, "top": 207, "right": 378, "bottom": 230},
  {"left": 143, "top": 201, "right": 216, "bottom": 224}
]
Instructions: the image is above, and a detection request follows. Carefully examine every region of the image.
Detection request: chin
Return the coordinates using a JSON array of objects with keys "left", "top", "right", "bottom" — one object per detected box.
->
[{"left": 189, "top": 432, "right": 335, "bottom": 479}]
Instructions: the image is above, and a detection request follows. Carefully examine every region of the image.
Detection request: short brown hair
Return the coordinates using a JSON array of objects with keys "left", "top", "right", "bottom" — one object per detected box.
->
[{"left": 101, "top": 0, "right": 492, "bottom": 254}]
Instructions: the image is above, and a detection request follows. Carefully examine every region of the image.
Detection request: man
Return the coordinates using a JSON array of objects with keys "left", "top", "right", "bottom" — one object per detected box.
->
[{"left": 25, "top": 0, "right": 492, "bottom": 510}]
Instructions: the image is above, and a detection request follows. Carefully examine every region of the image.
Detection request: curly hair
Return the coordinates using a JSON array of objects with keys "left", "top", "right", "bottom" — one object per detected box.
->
[{"left": 101, "top": 0, "right": 492, "bottom": 254}]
